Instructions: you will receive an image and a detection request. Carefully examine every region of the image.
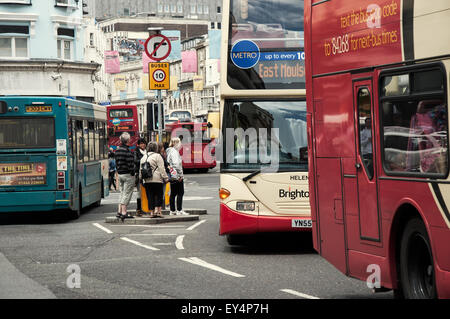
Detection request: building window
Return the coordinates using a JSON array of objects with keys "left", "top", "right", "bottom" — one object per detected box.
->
[
  {"left": 89, "top": 33, "right": 94, "bottom": 46},
  {"left": 217, "top": 6, "right": 221, "bottom": 13},
  {"left": 124, "top": 8, "right": 130, "bottom": 16},
  {"left": 57, "top": 28, "right": 74, "bottom": 60},
  {"left": 211, "top": 22, "right": 214, "bottom": 29},
  {"left": 217, "top": 22, "right": 221, "bottom": 29},
  {"left": 191, "top": 4, "right": 196, "bottom": 14},
  {"left": 171, "top": 4, "right": 176, "bottom": 13},
  {"left": 177, "top": 3, "right": 183, "bottom": 13},
  {"left": 0, "top": 25, "right": 29, "bottom": 58},
  {"left": 197, "top": 4, "right": 203, "bottom": 14},
  {"left": 165, "top": 4, "right": 170, "bottom": 13},
  {"left": 0, "top": 0, "right": 31, "bottom": 3},
  {"left": 204, "top": 5, "right": 209, "bottom": 14},
  {"left": 158, "top": 3, "right": 163, "bottom": 12}
]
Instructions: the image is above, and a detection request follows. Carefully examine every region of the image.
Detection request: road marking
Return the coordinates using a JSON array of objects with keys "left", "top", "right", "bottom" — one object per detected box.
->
[
  {"left": 280, "top": 289, "right": 320, "bottom": 299},
  {"left": 92, "top": 223, "right": 113, "bottom": 234},
  {"left": 126, "top": 233, "right": 177, "bottom": 236},
  {"left": 175, "top": 235, "right": 185, "bottom": 250},
  {"left": 186, "top": 220, "right": 206, "bottom": 231},
  {"left": 153, "top": 243, "right": 173, "bottom": 246},
  {"left": 121, "top": 237, "right": 160, "bottom": 251},
  {"left": 179, "top": 257, "right": 245, "bottom": 278},
  {"left": 183, "top": 196, "right": 213, "bottom": 201},
  {"left": 109, "top": 225, "right": 185, "bottom": 228}
]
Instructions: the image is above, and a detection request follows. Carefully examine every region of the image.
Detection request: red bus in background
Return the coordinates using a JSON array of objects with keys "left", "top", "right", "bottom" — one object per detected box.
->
[
  {"left": 164, "top": 120, "right": 216, "bottom": 172},
  {"left": 305, "top": 0, "right": 450, "bottom": 298},
  {"left": 106, "top": 105, "right": 139, "bottom": 151}
]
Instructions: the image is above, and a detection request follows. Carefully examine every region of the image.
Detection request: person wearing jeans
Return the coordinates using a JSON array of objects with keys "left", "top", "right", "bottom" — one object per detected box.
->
[{"left": 166, "top": 137, "right": 188, "bottom": 215}]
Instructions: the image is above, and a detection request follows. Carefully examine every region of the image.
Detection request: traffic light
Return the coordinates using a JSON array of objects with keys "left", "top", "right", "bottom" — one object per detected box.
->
[{"left": 147, "top": 102, "right": 164, "bottom": 131}]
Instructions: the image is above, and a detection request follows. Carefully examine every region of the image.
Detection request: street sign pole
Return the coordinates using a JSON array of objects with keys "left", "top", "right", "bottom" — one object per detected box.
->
[
  {"left": 145, "top": 31, "right": 171, "bottom": 142},
  {"left": 157, "top": 89, "right": 162, "bottom": 141}
]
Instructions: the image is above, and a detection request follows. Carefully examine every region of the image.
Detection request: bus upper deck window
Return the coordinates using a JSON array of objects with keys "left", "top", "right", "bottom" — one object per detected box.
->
[{"left": 0, "top": 101, "right": 7, "bottom": 114}]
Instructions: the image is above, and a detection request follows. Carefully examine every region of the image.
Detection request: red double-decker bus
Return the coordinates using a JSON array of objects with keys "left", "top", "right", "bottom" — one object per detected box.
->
[
  {"left": 305, "top": 0, "right": 450, "bottom": 298},
  {"left": 106, "top": 105, "right": 139, "bottom": 151},
  {"left": 164, "top": 120, "right": 216, "bottom": 172}
]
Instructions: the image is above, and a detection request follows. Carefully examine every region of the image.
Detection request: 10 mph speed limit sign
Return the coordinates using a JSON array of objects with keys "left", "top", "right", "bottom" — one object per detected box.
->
[{"left": 149, "top": 62, "right": 170, "bottom": 90}]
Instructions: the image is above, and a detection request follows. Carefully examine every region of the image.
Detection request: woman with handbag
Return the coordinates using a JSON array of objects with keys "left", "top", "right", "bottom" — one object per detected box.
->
[
  {"left": 166, "top": 137, "right": 188, "bottom": 216},
  {"left": 140, "top": 142, "right": 168, "bottom": 218}
]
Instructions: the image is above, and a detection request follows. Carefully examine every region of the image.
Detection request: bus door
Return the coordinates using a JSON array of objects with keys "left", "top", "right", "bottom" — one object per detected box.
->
[{"left": 353, "top": 79, "right": 381, "bottom": 241}]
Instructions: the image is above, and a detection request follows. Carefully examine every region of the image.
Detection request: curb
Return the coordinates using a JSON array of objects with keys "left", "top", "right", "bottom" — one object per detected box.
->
[
  {"left": 105, "top": 215, "right": 200, "bottom": 224},
  {"left": 129, "top": 209, "right": 207, "bottom": 216}
]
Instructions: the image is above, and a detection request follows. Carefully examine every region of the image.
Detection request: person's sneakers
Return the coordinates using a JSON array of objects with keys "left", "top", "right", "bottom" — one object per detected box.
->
[
  {"left": 169, "top": 211, "right": 177, "bottom": 216},
  {"left": 177, "top": 211, "right": 189, "bottom": 216}
]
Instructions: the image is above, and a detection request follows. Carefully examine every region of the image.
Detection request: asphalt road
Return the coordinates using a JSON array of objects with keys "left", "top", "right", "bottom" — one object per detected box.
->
[{"left": 0, "top": 168, "right": 394, "bottom": 299}]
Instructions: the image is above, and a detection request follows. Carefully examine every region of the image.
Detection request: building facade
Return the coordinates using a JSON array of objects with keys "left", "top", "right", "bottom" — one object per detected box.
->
[
  {"left": 84, "top": 0, "right": 223, "bottom": 28},
  {"left": 0, "top": 0, "right": 99, "bottom": 100}
]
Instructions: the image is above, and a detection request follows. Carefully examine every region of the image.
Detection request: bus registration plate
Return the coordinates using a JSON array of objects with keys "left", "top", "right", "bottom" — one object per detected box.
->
[
  {"left": 292, "top": 219, "right": 312, "bottom": 228},
  {"left": 26, "top": 105, "right": 52, "bottom": 113}
]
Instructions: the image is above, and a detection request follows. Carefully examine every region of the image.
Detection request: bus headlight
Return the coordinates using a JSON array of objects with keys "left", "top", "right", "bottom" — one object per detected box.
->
[
  {"left": 236, "top": 201, "right": 255, "bottom": 211},
  {"left": 219, "top": 188, "right": 230, "bottom": 200}
]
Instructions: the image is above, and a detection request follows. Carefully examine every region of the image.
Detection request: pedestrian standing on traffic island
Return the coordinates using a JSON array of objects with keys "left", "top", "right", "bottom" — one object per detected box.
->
[
  {"left": 158, "top": 141, "right": 170, "bottom": 210},
  {"left": 108, "top": 149, "right": 117, "bottom": 191},
  {"left": 166, "top": 137, "right": 188, "bottom": 216},
  {"left": 115, "top": 132, "right": 135, "bottom": 221},
  {"left": 141, "top": 142, "right": 168, "bottom": 218},
  {"left": 134, "top": 138, "right": 147, "bottom": 217}
]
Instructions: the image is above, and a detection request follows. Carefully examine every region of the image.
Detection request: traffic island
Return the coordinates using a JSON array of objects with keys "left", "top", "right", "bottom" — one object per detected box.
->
[{"left": 105, "top": 215, "right": 200, "bottom": 225}]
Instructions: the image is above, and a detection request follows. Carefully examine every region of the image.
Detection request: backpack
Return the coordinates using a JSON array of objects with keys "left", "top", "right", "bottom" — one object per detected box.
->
[{"left": 140, "top": 153, "right": 153, "bottom": 180}]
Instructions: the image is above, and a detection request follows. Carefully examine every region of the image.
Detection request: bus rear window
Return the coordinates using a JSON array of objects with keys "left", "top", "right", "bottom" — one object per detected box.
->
[
  {"left": 109, "top": 109, "right": 133, "bottom": 118},
  {"left": 0, "top": 118, "right": 55, "bottom": 149}
]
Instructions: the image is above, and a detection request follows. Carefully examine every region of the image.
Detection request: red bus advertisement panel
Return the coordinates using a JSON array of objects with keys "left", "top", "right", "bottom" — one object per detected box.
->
[{"left": 310, "top": 0, "right": 402, "bottom": 75}]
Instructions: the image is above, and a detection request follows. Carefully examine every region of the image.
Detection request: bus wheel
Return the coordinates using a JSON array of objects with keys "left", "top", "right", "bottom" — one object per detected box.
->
[
  {"left": 94, "top": 180, "right": 104, "bottom": 207},
  {"left": 226, "top": 234, "right": 245, "bottom": 246},
  {"left": 399, "top": 218, "right": 437, "bottom": 299},
  {"left": 68, "top": 189, "right": 82, "bottom": 220}
]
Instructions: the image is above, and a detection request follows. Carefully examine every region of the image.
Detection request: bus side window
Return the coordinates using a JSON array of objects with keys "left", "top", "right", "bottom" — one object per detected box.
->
[
  {"left": 75, "top": 120, "right": 83, "bottom": 162},
  {"left": 88, "top": 121, "right": 95, "bottom": 162},
  {"left": 83, "top": 120, "right": 89, "bottom": 163},
  {"left": 95, "top": 122, "right": 100, "bottom": 161}
]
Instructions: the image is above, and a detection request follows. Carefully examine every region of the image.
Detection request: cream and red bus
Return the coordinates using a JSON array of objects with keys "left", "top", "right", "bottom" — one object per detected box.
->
[
  {"left": 305, "top": 0, "right": 450, "bottom": 298},
  {"left": 219, "top": 0, "right": 311, "bottom": 245}
]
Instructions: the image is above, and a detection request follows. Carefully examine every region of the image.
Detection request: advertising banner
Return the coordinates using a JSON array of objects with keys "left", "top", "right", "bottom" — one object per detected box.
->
[
  {"left": 193, "top": 75, "right": 204, "bottom": 91},
  {"left": 182, "top": 50, "right": 197, "bottom": 73},
  {"left": 105, "top": 51, "right": 120, "bottom": 74},
  {"left": 161, "top": 30, "right": 181, "bottom": 61},
  {"left": 0, "top": 163, "right": 46, "bottom": 186}
]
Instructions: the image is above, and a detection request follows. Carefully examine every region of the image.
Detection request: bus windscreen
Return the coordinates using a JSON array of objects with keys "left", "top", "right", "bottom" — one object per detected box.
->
[
  {"left": 228, "top": 0, "right": 305, "bottom": 90},
  {"left": 0, "top": 118, "right": 55, "bottom": 149},
  {"left": 222, "top": 100, "right": 308, "bottom": 171}
]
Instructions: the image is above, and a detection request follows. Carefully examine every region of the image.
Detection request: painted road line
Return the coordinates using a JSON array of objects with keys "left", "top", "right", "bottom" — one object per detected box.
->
[
  {"left": 175, "top": 235, "right": 185, "bottom": 250},
  {"left": 179, "top": 257, "right": 245, "bottom": 278},
  {"left": 183, "top": 196, "right": 213, "bottom": 201},
  {"left": 153, "top": 243, "right": 173, "bottom": 246},
  {"left": 109, "top": 225, "right": 185, "bottom": 228},
  {"left": 92, "top": 223, "right": 113, "bottom": 234},
  {"left": 121, "top": 237, "right": 160, "bottom": 251},
  {"left": 280, "top": 289, "right": 320, "bottom": 299},
  {"left": 126, "top": 233, "right": 177, "bottom": 236},
  {"left": 186, "top": 220, "right": 206, "bottom": 231}
]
